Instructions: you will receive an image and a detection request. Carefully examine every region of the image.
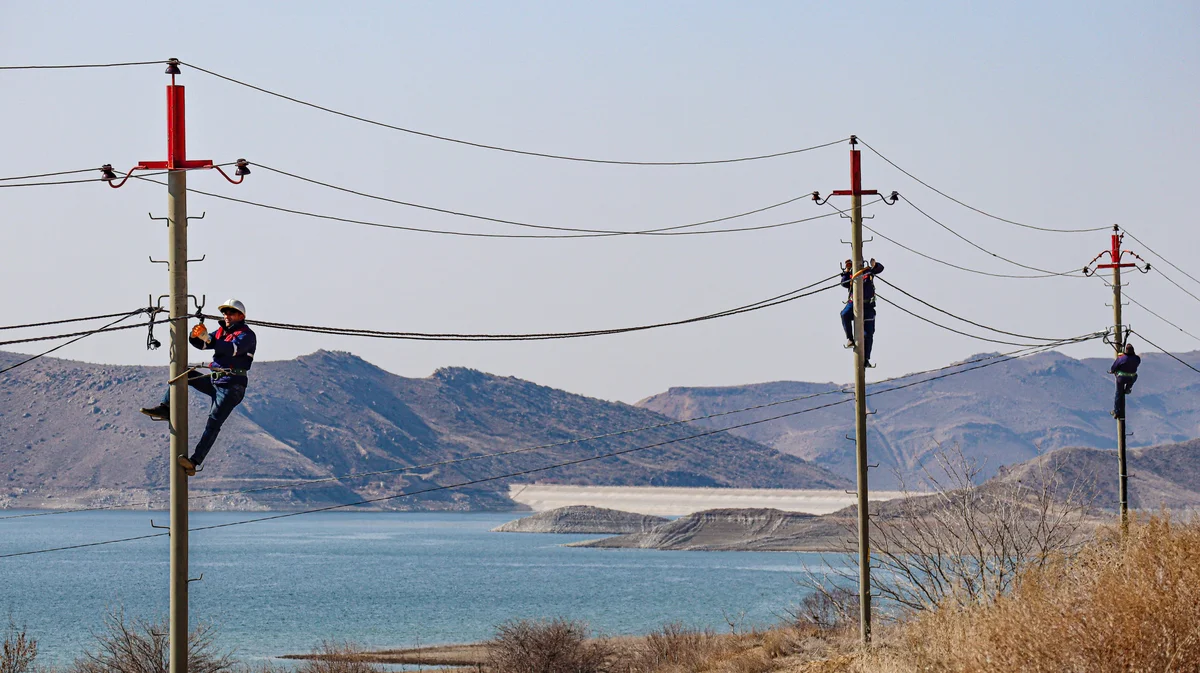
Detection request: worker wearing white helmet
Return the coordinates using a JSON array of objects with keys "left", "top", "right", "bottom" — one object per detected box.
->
[{"left": 140, "top": 298, "right": 257, "bottom": 476}]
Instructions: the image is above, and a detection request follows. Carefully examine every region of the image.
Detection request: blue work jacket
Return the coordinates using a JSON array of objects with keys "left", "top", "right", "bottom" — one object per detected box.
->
[
  {"left": 841, "top": 262, "right": 885, "bottom": 303},
  {"left": 1110, "top": 353, "right": 1141, "bottom": 377},
  {"left": 190, "top": 320, "right": 257, "bottom": 386}
]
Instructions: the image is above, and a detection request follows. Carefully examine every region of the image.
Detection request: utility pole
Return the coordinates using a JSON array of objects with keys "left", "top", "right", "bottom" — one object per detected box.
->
[
  {"left": 102, "top": 59, "right": 248, "bottom": 673},
  {"left": 812, "top": 136, "right": 894, "bottom": 645},
  {"left": 1083, "top": 224, "right": 1148, "bottom": 534}
]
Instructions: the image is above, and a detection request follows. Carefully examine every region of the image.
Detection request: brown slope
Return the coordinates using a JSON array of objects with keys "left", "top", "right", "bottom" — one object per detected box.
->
[{"left": 0, "top": 350, "right": 848, "bottom": 511}]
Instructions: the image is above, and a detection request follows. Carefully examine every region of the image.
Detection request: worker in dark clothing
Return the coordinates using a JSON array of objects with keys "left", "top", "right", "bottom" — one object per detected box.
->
[
  {"left": 840, "top": 258, "right": 884, "bottom": 367},
  {"left": 1109, "top": 343, "right": 1141, "bottom": 419},
  {"left": 140, "top": 299, "right": 257, "bottom": 476}
]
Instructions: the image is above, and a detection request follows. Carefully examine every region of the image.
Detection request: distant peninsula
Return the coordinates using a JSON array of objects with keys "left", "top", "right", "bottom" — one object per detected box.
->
[{"left": 493, "top": 505, "right": 668, "bottom": 534}]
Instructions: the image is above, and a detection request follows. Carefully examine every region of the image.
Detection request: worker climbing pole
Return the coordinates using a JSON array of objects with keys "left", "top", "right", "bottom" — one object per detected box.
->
[
  {"left": 1083, "top": 224, "right": 1150, "bottom": 533},
  {"left": 101, "top": 58, "right": 250, "bottom": 673},
  {"left": 812, "top": 136, "right": 896, "bottom": 645}
]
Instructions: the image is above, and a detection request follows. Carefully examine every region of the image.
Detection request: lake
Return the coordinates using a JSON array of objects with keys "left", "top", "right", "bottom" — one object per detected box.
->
[{"left": 0, "top": 511, "right": 841, "bottom": 666}]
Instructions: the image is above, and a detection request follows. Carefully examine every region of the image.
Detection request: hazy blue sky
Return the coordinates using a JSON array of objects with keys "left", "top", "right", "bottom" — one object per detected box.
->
[{"left": 2, "top": 2, "right": 1197, "bottom": 402}]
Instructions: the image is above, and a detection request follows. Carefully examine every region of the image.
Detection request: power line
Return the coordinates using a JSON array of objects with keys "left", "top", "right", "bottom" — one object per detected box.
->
[
  {"left": 204, "top": 277, "right": 840, "bottom": 342},
  {"left": 876, "top": 294, "right": 1096, "bottom": 347},
  {"left": 1122, "top": 291, "right": 1200, "bottom": 343},
  {"left": 1122, "top": 229, "right": 1200, "bottom": 289},
  {"left": 1129, "top": 329, "right": 1200, "bottom": 376},
  {"left": 899, "top": 194, "right": 1083, "bottom": 277},
  {"left": 875, "top": 277, "right": 1076, "bottom": 342},
  {"left": 181, "top": 61, "right": 846, "bottom": 166},
  {"left": 0, "top": 310, "right": 152, "bottom": 376},
  {"left": 0, "top": 167, "right": 99, "bottom": 181},
  {"left": 0, "top": 319, "right": 169, "bottom": 348},
  {"left": 129, "top": 173, "right": 863, "bottom": 239},
  {"left": 0, "top": 333, "right": 1100, "bottom": 558},
  {"left": 856, "top": 138, "right": 1108, "bottom": 234},
  {"left": 861, "top": 222, "right": 1073, "bottom": 279},
  {"left": 0, "top": 310, "right": 149, "bottom": 331},
  {"left": 0, "top": 61, "right": 165, "bottom": 70},
  {"left": 255, "top": 162, "right": 815, "bottom": 236}
]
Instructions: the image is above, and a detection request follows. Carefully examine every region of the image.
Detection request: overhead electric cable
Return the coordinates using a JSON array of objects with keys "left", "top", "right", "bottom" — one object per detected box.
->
[
  {"left": 203, "top": 277, "right": 841, "bottom": 342},
  {"left": 1129, "top": 329, "right": 1200, "bottom": 376},
  {"left": 1122, "top": 291, "right": 1200, "bottom": 344},
  {"left": 129, "top": 173, "right": 865, "bottom": 239},
  {"left": 0, "top": 310, "right": 149, "bottom": 331},
  {"left": 0, "top": 333, "right": 1103, "bottom": 558},
  {"left": 184, "top": 60, "right": 844, "bottom": 165},
  {"left": 899, "top": 195, "right": 1082, "bottom": 277},
  {"left": 0, "top": 310, "right": 152, "bottom": 376},
  {"left": 861, "top": 222, "right": 1072, "bottom": 279},
  {"left": 856, "top": 138, "right": 1108, "bottom": 234},
  {"left": 874, "top": 278, "right": 1075, "bottom": 342},
  {"left": 0, "top": 319, "right": 171, "bottom": 348},
  {"left": 0, "top": 168, "right": 99, "bottom": 181},
  {"left": 0, "top": 60, "right": 165, "bottom": 70},
  {"left": 876, "top": 294, "right": 1104, "bottom": 347},
  {"left": 255, "top": 163, "right": 815, "bottom": 235},
  {"left": 1121, "top": 229, "right": 1200, "bottom": 289}
]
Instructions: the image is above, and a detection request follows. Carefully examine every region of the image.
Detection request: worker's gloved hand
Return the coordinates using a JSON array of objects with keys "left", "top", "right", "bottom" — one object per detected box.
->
[{"left": 190, "top": 323, "right": 212, "bottom": 344}]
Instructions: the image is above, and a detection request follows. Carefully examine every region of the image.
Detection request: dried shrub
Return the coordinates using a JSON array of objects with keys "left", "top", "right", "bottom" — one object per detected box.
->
[
  {"left": 2, "top": 621, "right": 38, "bottom": 673},
  {"left": 901, "top": 516, "right": 1200, "bottom": 672},
  {"left": 485, "top": 619, "right": 612, "bottom": 673},
  {"left": 293, "top": 642, "right": 380, "bottom": 673},
  {"left": 786, "top": 587, "right": 860, "bottom": 632},
  {"left": 69, "top": 609, "right": 235, "bottom": 673}
]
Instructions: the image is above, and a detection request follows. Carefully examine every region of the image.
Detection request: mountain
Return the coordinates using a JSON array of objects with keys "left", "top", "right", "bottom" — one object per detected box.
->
[
  {"left": 994, "top": 437, "right": 1200, "bottom": 511},
  {"left": 637, "top": 350, "right": 1200, "bottom": 487},
  {"left": 0, "top": 350, "right": 848, "bottom": 511}
]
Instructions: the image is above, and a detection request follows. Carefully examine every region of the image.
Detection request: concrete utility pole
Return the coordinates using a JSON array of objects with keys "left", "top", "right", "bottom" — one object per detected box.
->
[
  {"left": 1083, "top": 224, "right": 1148, "bottom": 534},
  {"left": 103, "top": 59, "right": 248, "bottom": 673},
  {"left": 812, "top": 136, "right": 893, "bottom": 645}
]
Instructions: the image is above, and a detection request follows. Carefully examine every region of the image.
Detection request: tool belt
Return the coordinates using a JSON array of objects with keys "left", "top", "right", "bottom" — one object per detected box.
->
[
  {"left": 208, "top": 367, "right": 250, "bottom": 378},
  {"left": 1115, "top": 371, "right": 1138, "bottom": 379}
]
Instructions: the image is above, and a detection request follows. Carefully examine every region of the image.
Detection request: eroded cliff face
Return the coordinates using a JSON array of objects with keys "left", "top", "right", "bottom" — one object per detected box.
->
[
  {"left": 492, "top": 505, "right": 668, "bottom": 533},
  {"left": 571, "top": 507, "right": 852, "bottom": 551}
]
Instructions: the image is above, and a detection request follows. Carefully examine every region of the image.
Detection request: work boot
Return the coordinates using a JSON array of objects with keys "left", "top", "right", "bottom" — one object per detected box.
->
[
  {"left": 844, "top": 340, "right": 855, "bottom": 349},
  {"left": 140, "top": 403, "right": 169, "bottom": 421},
  {"left": 177, "top": 455, "right": 197, "bottom": 477}
]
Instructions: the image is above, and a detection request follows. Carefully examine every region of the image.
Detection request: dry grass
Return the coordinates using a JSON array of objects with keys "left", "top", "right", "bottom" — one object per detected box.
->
[
  {"left": 289, "top": 642, "right": 382, "bottom": 673},
  {"left": 896, "top": 515, "right": 1200, "bottom": 672}
]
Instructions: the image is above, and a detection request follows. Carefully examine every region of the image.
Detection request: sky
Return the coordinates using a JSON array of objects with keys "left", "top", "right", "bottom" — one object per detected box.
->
[{"left": 1, "top": 1, "right": 1198, "bottom": 403}]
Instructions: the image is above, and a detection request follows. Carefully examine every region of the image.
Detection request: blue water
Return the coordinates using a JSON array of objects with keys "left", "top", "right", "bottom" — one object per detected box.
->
[{"left": 0, "top": 511, "right": 838, "bottom": 666}]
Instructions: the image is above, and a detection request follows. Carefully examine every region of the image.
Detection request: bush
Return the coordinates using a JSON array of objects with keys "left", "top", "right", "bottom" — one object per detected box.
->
[
  {"left": 486, "top": 619, "right": 611, "bottom": 673},
  {"left": 901, "top": 516, "right": 1200, "bottom": 672},
  {"left": 787, "top": 587, "right": 860, "bottom": 632},
  {"left": 2, "top": 621, "right": 38, "bottom": 673},
  {"left": 292, "top": 642, "right": 380, "bottom": 673},
  {"left": 622, "top": 622, "right": 724, "bottom": 672},
  {"left": 70, "top": 609, "right": 235, "bottom": 673}
]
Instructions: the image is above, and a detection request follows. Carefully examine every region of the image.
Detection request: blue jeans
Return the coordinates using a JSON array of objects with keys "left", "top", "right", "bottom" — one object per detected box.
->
[
  {"left": 161, "top": 372, "right": 246, "bottom": 465},
  {"left": 1113, "top": 374, "right": 1137, "bottom": 419},
  {"left": 840, "top": 302, "right": 877, "bottom": 363}
]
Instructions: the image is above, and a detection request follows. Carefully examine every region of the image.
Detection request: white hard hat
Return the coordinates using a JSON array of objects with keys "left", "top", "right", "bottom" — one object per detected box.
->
[{"left": 218, "top": 298, "right": 246, "bottom": 316}]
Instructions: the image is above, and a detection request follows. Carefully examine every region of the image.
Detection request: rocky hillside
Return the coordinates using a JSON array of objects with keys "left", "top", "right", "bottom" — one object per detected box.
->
[
  {"left": 492, "top": 505, "right": 668, "bottom": 534},
  {"left": 638, "top": 350, "right": 1200, "bottom": 487},
  {"left": 570, "top": 507, "right": 850, "bottom": 551},
  {"left": 994, "top": 437, "right": 1200, "bottom": 511},
  {"left": 0, "top": 350, "right": 848, "bottom": 511}
]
